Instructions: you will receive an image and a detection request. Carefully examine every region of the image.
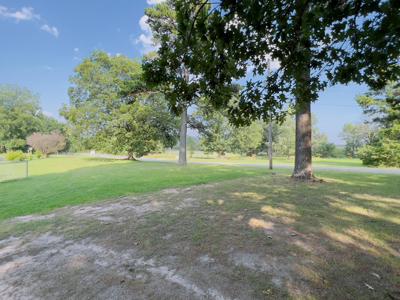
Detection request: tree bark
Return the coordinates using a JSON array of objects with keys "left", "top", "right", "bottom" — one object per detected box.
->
[
  {"left": 292, "top": 100, "right": 313, "bottom": 180},
  {"left": 178, "top": 106, "right": 187, "bottom": 165}
]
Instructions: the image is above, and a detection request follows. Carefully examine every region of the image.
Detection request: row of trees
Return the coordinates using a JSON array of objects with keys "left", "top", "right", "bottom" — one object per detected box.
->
[
  {"left": 60, "top": 50, "right": 342, "bottom": 161},
  {"left": 195, "top": 105, "right": 338, "bottom": 158}
]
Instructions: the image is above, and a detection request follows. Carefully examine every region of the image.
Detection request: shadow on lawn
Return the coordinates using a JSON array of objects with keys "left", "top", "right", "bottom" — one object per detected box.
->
[{"left": 217, "top": 173, "right": 400, "bottom": 298}]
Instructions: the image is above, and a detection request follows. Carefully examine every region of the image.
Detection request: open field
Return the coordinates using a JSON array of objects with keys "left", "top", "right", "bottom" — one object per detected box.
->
[
  {"left": 0, "top": 166, "right": 399, "bottom": 299},
  {"left": 144, "top": 151, "right": 366, "bottom": 168},
  {"left": 0, "top": 156, "right": 269, "bottom": 221}
]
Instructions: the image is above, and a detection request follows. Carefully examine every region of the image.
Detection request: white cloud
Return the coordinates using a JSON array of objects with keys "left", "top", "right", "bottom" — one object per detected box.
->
[
  {"left": 0, "top": 6, "right": 40, "bottom": 22},
  {"left": 40, "top": 24, "right": 59, "bottom": 38},
  {"left": 139, "top": 15, "right": 150, "bottom": 32},
  {"left": 137, "top": 33, "right": 153, "bottom": 47},
  {"left": 43, "top": 65, "right": 53, "bottom": 71},
  {"left": 74, "top": 47, "right": 79, "bottom": 52},
  {"left": 147, "top": 0, "right": 166, "bottom": 5},
  {"left": 134, "top": 14, "right": 158, "bottom": 53},
  {"left": 0, "top": 5, "right": 59, "bottom": 38},
  {"left": 134, "top": 33, "right": 157, "bottom": 54}
]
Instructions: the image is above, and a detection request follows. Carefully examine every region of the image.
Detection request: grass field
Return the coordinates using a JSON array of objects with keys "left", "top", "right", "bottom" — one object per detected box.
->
[
  {"left": 0, "top": 156, "right": 270, "bottom": 221},
  {"left": 0, "top": 157, "right": 399, "bottom": 298},
  {"left": 144, "top": 151, "right": 366, "bottom": 168}
]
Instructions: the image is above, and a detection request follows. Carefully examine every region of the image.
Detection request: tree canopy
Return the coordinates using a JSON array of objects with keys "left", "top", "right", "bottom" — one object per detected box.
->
[
  {"left": 61, "top": 51, "right": 179, "bottom": 158},
  {"left": 169, "top": 0, "right": 400, "bottom": 179}
]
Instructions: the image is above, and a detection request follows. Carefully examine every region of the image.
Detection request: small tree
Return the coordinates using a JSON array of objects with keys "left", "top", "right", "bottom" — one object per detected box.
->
[
  {"left": 274, "top": 117, "right": 296, "bottom": 159},
  {"left": 194, "top": 108, "right": 233, "bottom": 157},
  {"left": 340, "top": 123, "right": 373, "bottom": 158},
  {"left": 27, "top": 132, "right": 66, "bottom": 157},
  {"left": 230, "top": 121, "right": 264, "bottom": 156},
  {"left": 314, "top": 142, "right": 337, "bottom": 158},
  {"left": 105, "top": 97, "right": 179, "bottom": 159}
]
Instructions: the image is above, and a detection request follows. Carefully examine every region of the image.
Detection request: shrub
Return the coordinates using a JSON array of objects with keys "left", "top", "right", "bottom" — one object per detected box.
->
[
  {"left": 314, "top": 142, "right": 337, "bottom": 158},
  {"left": 5, "top": 150, "right": 26, "bottom": 161},
  {"left": 358, "top": 141, "right": 400, "bottom": 167},
  {"left": 358, "top": 124, "right": 400, "bottom": 167},
  {"left": 35, "top": 151, "right": 43, "bottom": 159}
]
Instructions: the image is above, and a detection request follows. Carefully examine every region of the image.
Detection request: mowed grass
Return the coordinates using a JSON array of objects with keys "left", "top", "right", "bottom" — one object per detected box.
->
[
  {"left": 144, "top": 151, "right": 366, "bottom": 168},
  {"left": 1, "top": 168, "right": 398, "bottom": 298},
  {"left": 0, "top": 156, "right": 399, "bottom": 297},
  {"left": 0, "top": 156, "right": 270, "bottom": 221}
]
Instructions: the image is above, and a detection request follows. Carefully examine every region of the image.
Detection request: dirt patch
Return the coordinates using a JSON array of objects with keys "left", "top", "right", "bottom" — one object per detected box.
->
[{"left": 10, "top": 214, "right": 56, "bottom": 224}]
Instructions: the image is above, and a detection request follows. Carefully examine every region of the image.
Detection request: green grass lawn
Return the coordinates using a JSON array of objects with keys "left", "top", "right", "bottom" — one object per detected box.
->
[
  {"left": 144, "top": 151, "right": 366, "bottom": 168},
  {"left": 0, "top": 162, "right": 399, "bottom": 298},
  {"left": 0, "top": 156, "right": 270, "bottom": 221},
  {"left": 1, "top": 155, "right": 399, "bottom": 298}
]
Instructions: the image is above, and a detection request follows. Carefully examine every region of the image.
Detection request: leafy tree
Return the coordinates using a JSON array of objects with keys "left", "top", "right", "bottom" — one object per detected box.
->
[
  {"left": 340, "top": 123, "right": 374, "bottom": 158},
  {"left": 187, "top": 136, "right": 199, "bottom": 158},
  {"left": 357, "top": 82, "right": 400, "bottom": 128},
  {"left": 313, "top": 142, "right": 337, "bottom": 158},
  {"left": 0, "top": 85, "right": 62, "bottom": 152},
  {"left": 193, "top": 106, "right": 233, "bottom": 156},
  {"left": 274, "top": 117, "right": 296, "bottom": 158},
  {"left": 27, "top": 132, "right": 66, "bottom": 157},
  {"left": 61, "top": 51, "right": 178, "bottom": 158},
  {"left": 357, "top": 82, "right": 400, "bottom": 167},
  {"left": 230, "top": 121, "right": 264, "bottom": 156},
  {"left": 175, "top": 0, "right": 400, "bottom": 179},
  {"left": 104, "top": 97, "right": 178, "bottom": 159},
  {"left": 142, "top": 1, "right": 192, "bottom": 165},
  {"left": 143, "top": 1, "right": 235, "bottom": 165}
]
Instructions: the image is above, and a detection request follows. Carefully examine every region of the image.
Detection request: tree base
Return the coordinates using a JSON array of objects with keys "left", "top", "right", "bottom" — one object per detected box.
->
[
  {"left": 125, "top": 155, "right": 137, "bottom": 161},
  {"left": 291, "top": 171, "right": 323, "bottom": 182}
]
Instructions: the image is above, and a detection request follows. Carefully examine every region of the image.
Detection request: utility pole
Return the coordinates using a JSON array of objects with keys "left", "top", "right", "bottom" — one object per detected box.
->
[{"left": 268, "top": 119, "right": 273, "bottom": 170}]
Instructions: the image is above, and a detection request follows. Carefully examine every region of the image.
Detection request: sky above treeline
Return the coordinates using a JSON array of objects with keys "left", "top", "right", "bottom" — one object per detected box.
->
[{"left": 0, "top": 0, "right": 369, "bottom": 144}]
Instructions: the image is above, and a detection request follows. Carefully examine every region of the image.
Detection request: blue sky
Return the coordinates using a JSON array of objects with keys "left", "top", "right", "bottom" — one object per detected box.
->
[{"left": 0, "top": 0, "right": 368, "bottom": 144}]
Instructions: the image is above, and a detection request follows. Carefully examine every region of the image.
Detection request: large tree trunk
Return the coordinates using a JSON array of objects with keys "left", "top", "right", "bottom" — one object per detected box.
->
[
  {"left": 292, "top": 2, "right": 313, "bottom": 180},
  {"left": 292, "top": 100, "right": 313, "bottom": 180},
  {"left": 178, "top": 106, "right": 187, "bottom": 165}
]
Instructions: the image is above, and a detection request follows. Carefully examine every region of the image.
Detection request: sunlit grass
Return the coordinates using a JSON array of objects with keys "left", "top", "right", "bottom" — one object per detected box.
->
[{"left": 0, "top": 156, "right": 270, "bottom": 221}]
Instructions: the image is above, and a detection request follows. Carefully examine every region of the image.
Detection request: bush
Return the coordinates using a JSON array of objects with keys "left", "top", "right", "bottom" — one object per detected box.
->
[
  {"left": 358, "top": 141, "right": 400, "bottom": 167},
  {"left": 314, "top": 142, "right": 337, "bottom": 158},
  {"left": 35, "top": 151, "right": 43, "bottom": 159},
  {"left": 5, "top": 151, "right": 26, "bottom": 161}
]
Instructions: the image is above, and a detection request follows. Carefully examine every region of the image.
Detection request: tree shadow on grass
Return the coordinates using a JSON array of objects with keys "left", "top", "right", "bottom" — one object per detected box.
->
[{"left": 211, "top": 173, "right": 400, "bottom": 298}]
